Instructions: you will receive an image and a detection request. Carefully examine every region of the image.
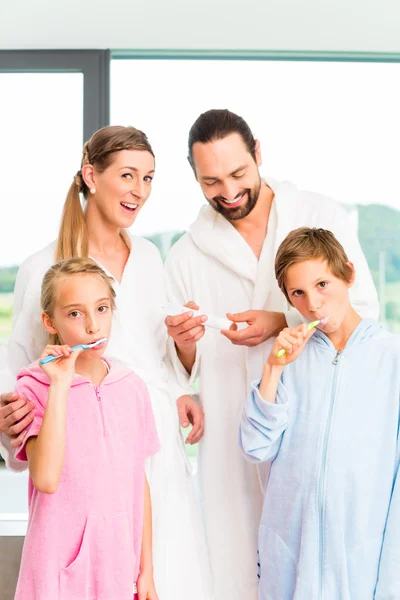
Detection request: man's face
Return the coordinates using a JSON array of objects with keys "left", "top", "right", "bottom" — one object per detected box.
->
[{"left": 191, "top": 133, "right": 262, "bottom": 221}]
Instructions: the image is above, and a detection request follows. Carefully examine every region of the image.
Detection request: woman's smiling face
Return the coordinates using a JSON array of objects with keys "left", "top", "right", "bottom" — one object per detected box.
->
[{"left": 85, "top": 149, "right": 155, "bottom": 228}]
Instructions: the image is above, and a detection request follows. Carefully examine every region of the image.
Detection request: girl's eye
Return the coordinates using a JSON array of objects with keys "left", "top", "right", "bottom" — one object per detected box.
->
[
  {"left": 98, "top": 305, "right": 108, "bottom": 313},
  {"left": 292, "top": 290, "right": 304, "bottom": 297},
  {"left": 318, "top": 281, "right": 327, "bottom": 289},
  {"left": 69, "top": 311, "right": 80, "bottom": 318}
]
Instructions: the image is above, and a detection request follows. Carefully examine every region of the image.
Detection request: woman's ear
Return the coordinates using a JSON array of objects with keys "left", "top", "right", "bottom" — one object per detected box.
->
[
  {"left": 81, "top": 163, "right": 96, "bottom": 190},
  {"left": 346, "top": 262, "right": 356, "bottom": 288},
  {"left": 41, "top": 312, "right": 58, "bottom": 335}
]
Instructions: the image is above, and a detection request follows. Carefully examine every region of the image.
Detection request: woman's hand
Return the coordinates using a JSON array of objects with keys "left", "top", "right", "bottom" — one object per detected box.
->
[
  {"left": 177, "top": 394, "right": 205, "bottom": 444},
  {"left": 267, "top": 324, "right": 316, "bottom": 367},
  {"left": 0, "top": 392, "right": 35, "bottom": 446},
  {"left": 39, "top": 345, "right": 83, "bottom": 386}
]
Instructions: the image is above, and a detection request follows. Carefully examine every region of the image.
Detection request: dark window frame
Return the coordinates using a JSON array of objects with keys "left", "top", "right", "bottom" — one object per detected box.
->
[{"left": 0, "top": 50, "right": 110, "bottom": 142}]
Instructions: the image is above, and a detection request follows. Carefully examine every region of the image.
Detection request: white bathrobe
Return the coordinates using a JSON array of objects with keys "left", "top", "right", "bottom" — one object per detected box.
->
[
  {"left": 0, "top": 232, "right": 213, "bottom": 600},
  {"left": 164, "top": 178, "right": 379, "bottom": 600}
]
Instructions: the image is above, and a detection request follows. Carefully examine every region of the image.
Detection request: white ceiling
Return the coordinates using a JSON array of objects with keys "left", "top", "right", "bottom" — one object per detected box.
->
[{"left": 1, "top": 0, "right": 400, "bottom": 53}]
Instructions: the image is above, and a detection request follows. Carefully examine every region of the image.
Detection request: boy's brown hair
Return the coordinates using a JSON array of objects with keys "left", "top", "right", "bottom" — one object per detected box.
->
[{"left": 275, "top": 227, "right": 353, "bottom": 304}]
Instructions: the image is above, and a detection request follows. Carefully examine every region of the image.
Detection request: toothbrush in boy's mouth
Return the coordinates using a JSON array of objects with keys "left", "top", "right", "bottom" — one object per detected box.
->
[
  {"left": 276, "top": 317, "right": 330, "bottom": 358},
  {"left": 40, "top": 338, "right": 108, "bottom": 364}
]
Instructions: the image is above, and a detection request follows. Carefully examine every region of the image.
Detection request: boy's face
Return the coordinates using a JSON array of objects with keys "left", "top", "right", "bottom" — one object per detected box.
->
[
  {"left": 285, "top": 258, "right": 354, "bottom": 333},
  {"left": 42, "top": 273, "right": 112, "bottom": 356}
]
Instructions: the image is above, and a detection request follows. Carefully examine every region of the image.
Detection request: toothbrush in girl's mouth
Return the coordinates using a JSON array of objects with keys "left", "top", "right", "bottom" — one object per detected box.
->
[
  {"left": 276, "top": 317, "right": 330, "bottom": 358},
  {"left": 40, "top": 338, "right": 108, "bottom": 364}
]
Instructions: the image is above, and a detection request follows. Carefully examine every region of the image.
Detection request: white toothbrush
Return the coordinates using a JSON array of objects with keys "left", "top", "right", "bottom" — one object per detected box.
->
[{"left": 40, "top": 338, "right": 108, "bottom": 364}]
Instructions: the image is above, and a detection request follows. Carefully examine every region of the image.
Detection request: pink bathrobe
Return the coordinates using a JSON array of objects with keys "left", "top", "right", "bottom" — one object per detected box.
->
[{"left": 13, "top": 358, "right": 160, "bottom": 600}]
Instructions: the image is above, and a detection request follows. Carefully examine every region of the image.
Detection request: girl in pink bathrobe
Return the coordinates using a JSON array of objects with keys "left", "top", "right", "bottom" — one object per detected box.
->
[{"left": 14, "top": 257, "right": 160, "bottom": 600}]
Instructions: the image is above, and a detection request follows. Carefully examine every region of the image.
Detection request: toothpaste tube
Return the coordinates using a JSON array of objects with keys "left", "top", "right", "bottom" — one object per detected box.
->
[{"left": 162, "top": 302, "right": 233, "bottom": 330}]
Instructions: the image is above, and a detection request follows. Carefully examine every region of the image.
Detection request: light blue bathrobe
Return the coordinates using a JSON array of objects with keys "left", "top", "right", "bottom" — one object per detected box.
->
[{"left": 240, "top": 319, "right": 400, "bottom": 600}]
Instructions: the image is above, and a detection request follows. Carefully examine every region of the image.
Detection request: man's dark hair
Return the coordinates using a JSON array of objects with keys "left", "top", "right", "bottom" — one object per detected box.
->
[{"left": 187, "top": 109, "right": 257, "bottom": 169}]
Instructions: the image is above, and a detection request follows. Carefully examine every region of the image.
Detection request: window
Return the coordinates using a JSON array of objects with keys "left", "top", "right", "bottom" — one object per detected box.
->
[{"left": 111, "top": 58, "right": 400, "bottom": 329}]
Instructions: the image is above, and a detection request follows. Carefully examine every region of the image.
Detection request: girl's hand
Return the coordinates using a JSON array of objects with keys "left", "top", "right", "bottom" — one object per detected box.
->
[
  {"left": 267, "top": 324, "right": 316, "bottom": 367},
  {"left": 39, "top": 345, "right": 83, "bottom": 386},
  {"left": 136, "top": 572, "right": 159, "bottom": 600}
]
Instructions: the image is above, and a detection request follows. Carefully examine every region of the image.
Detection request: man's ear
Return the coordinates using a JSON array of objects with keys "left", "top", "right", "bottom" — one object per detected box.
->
[
  {"left": 41, "top": 312, "right": 58, "bottom": 335},
  {"left": 254, "top": 139, "right": 262, "bottom": 168},
  {"left": 346, "top": 262, "right": 356, "bottom": 288}
]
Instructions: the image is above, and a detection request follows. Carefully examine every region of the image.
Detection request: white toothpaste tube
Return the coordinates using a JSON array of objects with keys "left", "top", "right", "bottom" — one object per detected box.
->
[{"left": 162, "top": 302, "right": 233, "bottom": 330}]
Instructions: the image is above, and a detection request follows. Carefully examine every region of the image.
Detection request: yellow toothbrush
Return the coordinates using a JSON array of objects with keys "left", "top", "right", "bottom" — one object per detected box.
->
[{"left": 276, "top": 317, "right": 329, "bottom": 358}]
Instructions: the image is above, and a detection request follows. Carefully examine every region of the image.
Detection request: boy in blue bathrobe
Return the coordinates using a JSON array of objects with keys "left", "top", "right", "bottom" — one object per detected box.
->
[{"left": 240, "top": 227, "right": 399, "bottom": 600}]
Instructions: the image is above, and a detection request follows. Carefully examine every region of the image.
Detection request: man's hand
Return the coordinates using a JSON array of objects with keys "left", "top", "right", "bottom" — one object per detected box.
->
[
  {"left": 0, "top": 392, "right": 35, "bottom": 448},
  {"left": 165, "top": 301, "right": 206, "bottom": 374},
  {"left": 177, "top": 394, "right": 204, "bottom": 444},
  {"left": 165, "top": 301, "right": 207, "bottom": 349},
  {"left": 221, "top": 310, "right": 287, "bottom": 347}
]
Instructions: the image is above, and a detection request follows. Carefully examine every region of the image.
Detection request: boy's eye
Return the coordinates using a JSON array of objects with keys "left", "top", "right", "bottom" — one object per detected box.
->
[
  {"left": 292, "top": 290, "right": 303, "bottom": 297},
  {"left": 98, "top": 305, "right": 108, "bottom": 313},
  {"left": 69, "top": 311, "right": 80, "bottom": 318},
  {"left": 318, "top": 281, "right": 328, "bottom": 289}
]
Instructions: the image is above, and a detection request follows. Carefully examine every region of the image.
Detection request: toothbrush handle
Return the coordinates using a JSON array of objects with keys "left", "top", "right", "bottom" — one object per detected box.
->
[
  {"left": 276, "top": 348, "right": 287, "bottom": 358},
  {"left": 40, "top": 354, "right": 63, "bottom": 365},
  {"left": 39, "top": 344, "right": 82, "bottom": 365},
  {"left": 275, "top": 321, "right": 317, "bottom": 358}
]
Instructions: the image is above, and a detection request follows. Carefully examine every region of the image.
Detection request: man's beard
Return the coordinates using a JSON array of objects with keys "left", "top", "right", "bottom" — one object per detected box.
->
[{"left": 208, "top": 178, "right": 262, "bottom": 222}]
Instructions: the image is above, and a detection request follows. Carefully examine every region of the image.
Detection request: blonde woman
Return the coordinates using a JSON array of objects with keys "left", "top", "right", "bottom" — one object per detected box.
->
[{"left": 0, "top": 126, "right": 213, "bottom": 600}]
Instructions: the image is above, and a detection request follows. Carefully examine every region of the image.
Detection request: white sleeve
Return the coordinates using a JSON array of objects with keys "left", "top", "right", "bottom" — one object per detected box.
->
[
  {"left": 149, "top": 245, "right": 195, "bottom": 400},
  {"left": 0, "top": 258, "right": 47, "bottom": 470},
  {"left": 164, "top": 246, "right": 201, "bottom": 390},
  {"left": 329, "top": 204, "right": 380, "bottom": 319}
]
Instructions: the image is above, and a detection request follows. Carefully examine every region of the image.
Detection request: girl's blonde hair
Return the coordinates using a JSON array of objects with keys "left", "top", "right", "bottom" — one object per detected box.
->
[
  {"left": 41, "top": 257, "right": 116, "bottom": 344},
  {"left": 56, "top": 125, "right": 155, "bottom": 261},
  {"left": 275, "top": 227, "right": 354, "bottom": 305}
]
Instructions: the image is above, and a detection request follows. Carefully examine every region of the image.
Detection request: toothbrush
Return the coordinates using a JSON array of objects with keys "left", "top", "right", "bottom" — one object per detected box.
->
[
  {"left": 162, "top": 302, "right": 233, "bottom": 331},
  {"left": 276, "top": 317, "right": 329, "bottom": 358},
  {"left": 40, "top": 338, "right": 107, "bottom": 364}
]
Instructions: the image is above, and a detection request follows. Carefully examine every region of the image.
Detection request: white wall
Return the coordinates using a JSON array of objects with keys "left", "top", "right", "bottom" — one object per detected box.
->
[{"left": 1, "top": 0, "right": 400, "bottom": 53}]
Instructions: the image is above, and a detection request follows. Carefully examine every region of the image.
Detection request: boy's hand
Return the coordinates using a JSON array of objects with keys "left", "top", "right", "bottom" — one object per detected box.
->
[
  {"left": 267, "top": 324, "right": 316, "bottom": 367},
  {"left": 137, "top": 572, "right": 159, "bottom": 600},
  {"left": 39, "top": 345, "right": 83, "bottom": 386}
]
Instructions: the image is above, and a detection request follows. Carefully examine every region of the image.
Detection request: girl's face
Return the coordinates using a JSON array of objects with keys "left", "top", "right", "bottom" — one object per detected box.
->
[
  {"left": 285, "top": 258, "right": 354, "bottom": 333},
  {"left": 85, "top": 149, "right": 155, "bottom": 229},
  {"left": 42, "top": 273, "right": 113, "bottom": 356}
]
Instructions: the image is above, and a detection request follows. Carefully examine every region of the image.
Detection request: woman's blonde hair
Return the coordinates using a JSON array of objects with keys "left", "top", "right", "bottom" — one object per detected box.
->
[
  {"left": 56, "top": 125, "right": 155, "bottom": 261},
  {"left": 41, "top": 257, "right": 116, "bottom": 344},
  {"left": 275, "top": 227, "right": 353, "bottom": 304}
]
